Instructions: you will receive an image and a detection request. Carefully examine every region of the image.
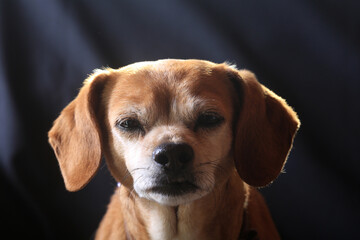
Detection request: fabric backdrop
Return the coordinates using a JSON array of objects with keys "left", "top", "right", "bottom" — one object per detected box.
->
[{"left": 1, "top": 0, "right": 359, "bottom": 239}]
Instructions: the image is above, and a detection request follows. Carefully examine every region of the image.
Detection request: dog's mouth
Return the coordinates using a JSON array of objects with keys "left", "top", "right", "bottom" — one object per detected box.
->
[
  {"left": 148, "top": 172, "right": 199, "bottom": 196},
  {"left": 149, "top": 181, "right": 199, "bottom": 196},
  {"left": 134, "top": 171, "right": 213, "bottom": 206},
  {"left": 133, "top": 168, "right": 214, "bottom": 206}
]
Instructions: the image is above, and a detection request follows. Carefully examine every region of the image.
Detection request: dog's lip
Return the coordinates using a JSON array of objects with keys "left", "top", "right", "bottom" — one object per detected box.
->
[{"left": 149, "top": 181, "right": 198, "bottom": 196}]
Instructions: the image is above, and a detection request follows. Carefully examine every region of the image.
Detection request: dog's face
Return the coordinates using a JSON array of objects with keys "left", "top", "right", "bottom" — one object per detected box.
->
[
  {"left": 105, "top": 60, "right": 235, "bottom": 205},
  {"left": 48, "top": 59, "right": 300, "bottom": 206}
]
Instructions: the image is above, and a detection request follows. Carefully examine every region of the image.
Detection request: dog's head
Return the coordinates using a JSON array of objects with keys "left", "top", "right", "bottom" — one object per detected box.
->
[{"left": 48, "top": 59, "right": 299, "bottom": 206}]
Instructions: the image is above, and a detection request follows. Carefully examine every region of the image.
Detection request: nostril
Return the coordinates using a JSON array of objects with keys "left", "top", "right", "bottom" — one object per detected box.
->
[
  {"left": 153, "top": 147, "right": 169, "bottom": 166},
  {"left": 155, "top": 152, "right": 169, "bottom": 166}
]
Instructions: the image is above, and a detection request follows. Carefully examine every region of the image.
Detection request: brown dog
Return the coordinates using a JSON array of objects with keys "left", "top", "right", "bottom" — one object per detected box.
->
[{"left": 48, "top": 59, "right": 299, "bottom": 239}]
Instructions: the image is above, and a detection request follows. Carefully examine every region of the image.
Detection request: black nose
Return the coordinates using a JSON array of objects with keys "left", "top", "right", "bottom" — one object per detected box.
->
[{"left": 152, "top": 143, "right": 194, "bottom": 170}]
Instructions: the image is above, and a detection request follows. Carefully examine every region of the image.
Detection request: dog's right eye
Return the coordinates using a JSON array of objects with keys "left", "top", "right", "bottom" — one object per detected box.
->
[{"left": 117, "top": 118, "right": 143, "bottom": 132}]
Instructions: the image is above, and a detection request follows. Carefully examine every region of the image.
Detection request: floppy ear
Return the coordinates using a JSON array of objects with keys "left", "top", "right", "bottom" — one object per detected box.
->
[
  {"left": 48, "top": 70, "right": 111, "bottom": 191},
  {"left": 232, "top": 70, "right": 300, "bottom": 187}
]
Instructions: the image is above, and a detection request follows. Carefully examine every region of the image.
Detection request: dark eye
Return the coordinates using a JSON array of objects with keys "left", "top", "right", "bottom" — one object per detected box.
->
[
  {"left": 195, "top": 112, "right": 224, "bottom": 130},
  {"left": 117, "top": 118, "right": 143, "bottom": 132}
]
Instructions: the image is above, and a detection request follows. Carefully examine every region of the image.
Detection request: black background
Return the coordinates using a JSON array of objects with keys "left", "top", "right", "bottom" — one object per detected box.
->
[{"left": 1, "top": 0, "right": 359, "bottom": 239}]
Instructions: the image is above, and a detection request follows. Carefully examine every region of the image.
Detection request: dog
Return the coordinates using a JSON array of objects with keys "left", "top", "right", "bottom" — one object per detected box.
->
[{"left": 48, "top": 59, "right": 300, "bottom": 240}]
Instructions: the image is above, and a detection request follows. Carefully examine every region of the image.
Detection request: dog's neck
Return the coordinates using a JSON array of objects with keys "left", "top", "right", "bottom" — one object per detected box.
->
[{"left": 119, "top": 170, "right": 248, "bottom": 240}]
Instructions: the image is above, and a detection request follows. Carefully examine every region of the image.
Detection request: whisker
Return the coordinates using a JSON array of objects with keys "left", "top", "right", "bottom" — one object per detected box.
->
[
  {"left": 129, "top": 174, "right": 146, "bottom": 197},
  {"left": 195, "top": 159, "right": 228, "bottom": 176},
  {"left": 120, "top": 166, "right": 149, "bottom": 183},
  {"left": 130, "top": 167, "right": 149, "bottom": 174},
  {"left": 120, "top": 170, "right": 132, "bottom": 183},
  {"left": 129, "top": 186, "right": 137, "bottom": 198}
]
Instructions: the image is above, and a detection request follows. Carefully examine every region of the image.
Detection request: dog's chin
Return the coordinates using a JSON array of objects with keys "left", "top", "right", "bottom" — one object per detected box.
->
[{"left": 136, "top": 183, "right": 211, "bottom": 206}]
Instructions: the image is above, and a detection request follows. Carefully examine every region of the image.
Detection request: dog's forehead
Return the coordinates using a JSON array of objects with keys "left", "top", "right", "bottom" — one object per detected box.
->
[{"left": 107, "top": 60, "right": 233, "bottom": 119}]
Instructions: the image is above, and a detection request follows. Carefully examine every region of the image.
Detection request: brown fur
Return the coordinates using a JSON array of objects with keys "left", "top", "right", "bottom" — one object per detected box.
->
[{"left": 48, "top": 59, "right": 300, "bottom": 239}]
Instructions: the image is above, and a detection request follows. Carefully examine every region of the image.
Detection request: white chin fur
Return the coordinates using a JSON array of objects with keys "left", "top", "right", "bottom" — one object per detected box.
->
[{"left": 136, "top": 189, "right": 210, "bottom": 206}]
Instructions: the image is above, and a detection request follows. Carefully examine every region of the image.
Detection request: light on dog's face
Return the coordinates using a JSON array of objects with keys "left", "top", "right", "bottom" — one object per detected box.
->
[{"left": 107, "top": 60, "right": 235, "bottom": 206}]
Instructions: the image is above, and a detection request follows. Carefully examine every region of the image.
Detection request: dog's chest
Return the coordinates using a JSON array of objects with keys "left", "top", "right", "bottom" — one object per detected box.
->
[{"left": 146, "top": 205, "right": 199, "bottom": 240}]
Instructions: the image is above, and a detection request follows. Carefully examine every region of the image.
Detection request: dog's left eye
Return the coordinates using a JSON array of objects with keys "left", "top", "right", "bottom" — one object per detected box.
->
[
  {"left": 195, "top": 112, "right": 224, "bottom": 130},
  {"left": 117, "top": 118, "right": 143, "bottom": 132}
]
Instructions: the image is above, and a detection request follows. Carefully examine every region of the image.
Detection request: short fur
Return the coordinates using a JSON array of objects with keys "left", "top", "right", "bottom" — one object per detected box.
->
[{"left": 48, "top": 59, "right": 300, "bottom": 240}]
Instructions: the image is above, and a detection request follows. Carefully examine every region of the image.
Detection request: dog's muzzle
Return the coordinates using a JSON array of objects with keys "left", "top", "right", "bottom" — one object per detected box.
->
[{"left": 150, "top": 142, "right": 198, "bottom": 196}]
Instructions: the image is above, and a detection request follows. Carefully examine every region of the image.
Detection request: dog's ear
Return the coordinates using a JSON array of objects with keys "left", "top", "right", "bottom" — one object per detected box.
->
[
  {"left": 48, "top": 70, "right": 111, "bottom": 191},
  {"left": 231, "top": 69, "right": 300, "bottom": 187}
]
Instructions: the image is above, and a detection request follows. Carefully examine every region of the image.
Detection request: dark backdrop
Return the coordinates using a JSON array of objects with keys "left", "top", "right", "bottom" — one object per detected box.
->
[{"left": 1, "top": 0, "right": 359, "bottom": 239}]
